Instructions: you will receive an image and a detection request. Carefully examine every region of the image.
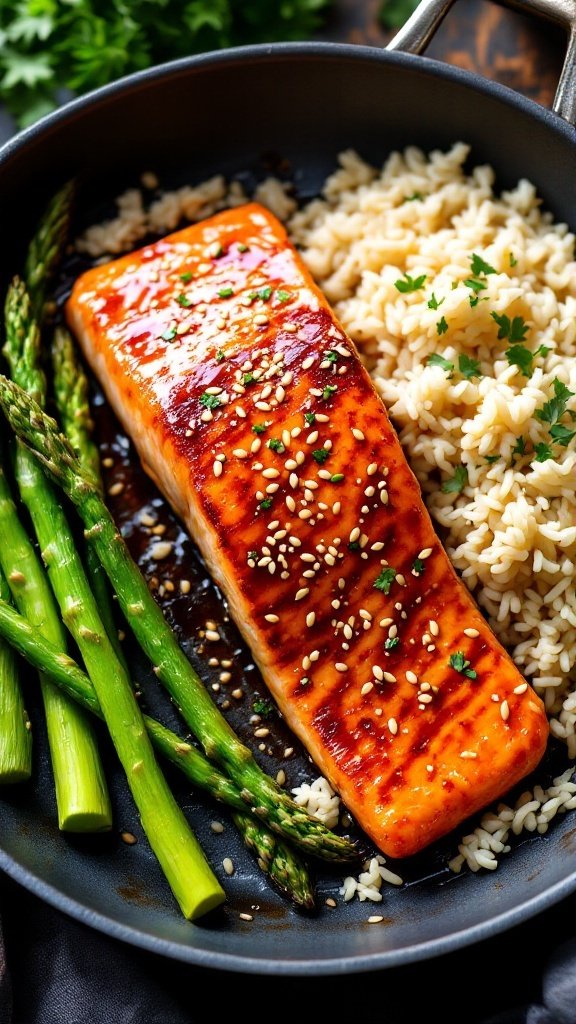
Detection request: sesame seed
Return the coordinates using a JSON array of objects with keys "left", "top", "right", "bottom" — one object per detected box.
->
[
  {"left": 368, "top": 915, "right": 384, "bottom": 924},
  {"left": 388, "top": 717, "right": 398, "bottom": 735},
  {"left": 211, "top": 821, "right": 224, "bottom": 833},
  {"left": 501, "top": 700, "right": 510, "bottom": 721},
  {"left": 108, "top": 482, "right": 124, "bottom": 496},
  {"left": 180, "top": 579, "right": 191, "bottom": 594},
  {"left": 429, "top": 620, "right": 439, "bottom": 636},
  {"left": 239, "top": 913, "right": 254, "bottom": 922},
  {"left": 231, "top": 688, "right": 243, "bottom": 699},
  {"left": 367, "top": 463, "right": 378, "bottom": 476},
  {"left": 388, "top": 624, "right": 398, "bottom": 639},
  {"left": 251, "top": 438, "right": 262, "bottom": 453},
  {"left": 121, "top": 831, "right": 137, "bottom": 845},
  {"left": 223, "top": 857, "right": 235, "bottom": 875},
  {"left": 309, "top": 650, "right": 320, "bottom": 662},
  {"left": 295, "top": 588, "right": 310, "bottom": 601},
  {"left": 262, "top": 467, "right": 279, "bottom": 479},
  {"left": 349, "top": 527, "right": 361, "bottom": 543},
  {"left": 205, "top": 629, "right": 220, "bottom": 642},
  {"left": 380, "top": 490, "right": 389, "bottom": 505},
  {"left": 219, "top": 671, "right": 231, "bottom": 683},
  {"left": 254, "top": 727, "right": 270, "bottom": 738},
  {"left": 286, "top": 495, "right": 296, "bottom": 512},
  {"left": 150, "top": 541, "right": 173, "bottom": 560},
  {"left": 284, "top": 747, "right": 294, "bottom": 758},
  {"left": 102, "top": 457, "right": 114, "bottom": 469},
  {"left": 254, "top": 314, "right": 269, "bottom": 325},
  {"left": 513, "top": 682, "right": 528, "bottom": 694},
  {"left": 306, "top": 612, "right": 316, "bottom": 627},
  {"left": 302, "top": 356, "right": 315, "bottom": 370},
  {"left": 464, "top": 627, "right": 480, "bottom": 638},
  {"left": 406, "top": 670, "right": 418, "bottom": 684},
  {"left": 383, "top": 672, "right": 396, "bottom": 683},
  {"left": 325, "top": 898, "right": 337, "bottom": 908},
  {"left": 213, "top": 461, "right": 223, "bottom": 478},
  {"left": 419, "top": 693, "right": 433, "bottom": 704},
  {"left": 299, "top": 509, "right": 313, "bottom": 520},
  {"left": 265, "top": 613, "right": 279, "bottom": 623},
  {"left": 361, "top": 682, "right": 373, "bottom": 696},
  {"left": 460, "top": 750, "right": 477, "bottom": 759},
  {"left": 332, "top": 502, "right": 341, "bottom": 514},
  {"left": 418, "top": 547, "right": 433, "bottom": 559},
  {"left": 351, "top": 427, "right": 365, "bottom": 441}
]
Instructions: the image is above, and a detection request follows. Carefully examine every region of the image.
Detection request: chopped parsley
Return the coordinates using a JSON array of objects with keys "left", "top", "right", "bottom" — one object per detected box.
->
[
  {"left": 276, "top": 289, "right": 291, "bottom": 303},
  {"left": 267, "top": 438, "right": 285, "bottom": 453},
  {"left": 436, "top": 316, "right": 449, "bottom": 336},
  {"left": 176, "top": 293, "right": 191, "bottom": 307},
  {"left": 511, "top": 436, "right": 526, "bottom": 459},
  {"left": 322, "top": 384, "right": 338, "bottom": 400},
  {"left": 237, "top": 243, "right": 249, "bottom": 253},
  {"left": 304, "top": 412, "right": 316, "bottom": 426},
  {"left": 249, "top": 285, "right": 272, "bottom": 302},
  {"left": 506, "top": 343, "right": 549, "bottom": 377},
  {"left": 427, "top": 352, "right": 454, "bottom": 374},
  {"left": 403, "top": 191, "right": 424, "bottom": 202},
  {"left": 312, "top": 448, "right": 330, "bottom": 464},
  {"left": 509, "top": 253, "right": 518, "bottom": 267},
  {"left": 535, "top": 378, "right": 575, "bottom": 426},
  {"left": 325, "top": 350, "right": 339, "bottom": 363},
  {"left": 484, "top": 454, "right": 501, "bottom": 464},
  {"left": 258, "top": 497, "right": 273, "bottom": 510},
  {"left": 243, "top": 372, "right": 256, "bottom": 386},
  {"left": 469, "top": 294, "right": 480, "bottom": 309},
  {"left": 348, "top": 540, "right": 360, "bottom": 551},
  {"left": 215, "top": 349, "right": 225, "bottom": 363},
  {"left": 464, "top": 277, "right": 487, "bottom": 294},
  {"left": 247, "top": 550, "right": 258, "bottom": 562},
  {"left": 427, "top": 293, "right": 444, "bottom": 310},
  {"left": 179, "top": 271, "right": 193, "bottom": 283},
  {"left": 491, "top": 311, "right": 529, "bottom": 343},
  {"left": 550, "top": 422, "right": 576, "bottom": 446},
  {"left": 252, "top": 697, "right": 275, "bottom": 717},
  {"left": 458, "top": 354, "right": 482, "bottom": 380},
  {"left": 330, "top": 473, "right": 344, "bottom": 483},
  {"left": 373, "top": 567, "right": 397, "bottom": 594},
  {"left": 384, "top": 636, "right": 400, "bottom": 651},
  {"left": 534, "top": 443, "right": 554, "bottom": 463},
  {"left": 394, "top": 272, "right": 427, "bottom": 293},
  {"left": 199, "top": 392, "right": 221, "bottom": 410},
  {"left": 470, "top": 253, "right": 497, "bottom": 277},
  {"left": 441, "top": 465, "right": 468, "bottom": 494},
  {"left": 217, "top": 286, "right": 234, "bottom": 298},
  {"left": 252, "top": 423, "right": 267, "bottom": 434},
  {"left": 412, "top": 557, "right": 425, "bottom": 576},
  {"left": 161, "top": 326, "right": 177, "bottom": 342},
  {"left": 449, "top": 651, "right": 477, "bottom": 679}
]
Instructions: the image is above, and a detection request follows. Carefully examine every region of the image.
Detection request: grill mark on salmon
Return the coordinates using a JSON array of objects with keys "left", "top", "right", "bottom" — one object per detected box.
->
[{"left": 66, "top": 202, "right": 549, "bottom": 860}]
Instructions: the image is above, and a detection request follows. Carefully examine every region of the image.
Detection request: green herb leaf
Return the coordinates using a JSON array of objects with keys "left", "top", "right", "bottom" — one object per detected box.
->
[
  {"left": 276, "top": 289, "right": 291, "bottom": 302},
  {"left": 252, "top": 697, "right": 275, "bottom": 717},
  {"left": 304, "top": 412, "right": 316, "bottom": 426},
  {"left": 243, "top": 372, "right": 255, "bottom": 386},
  {"left": 511, "top": 436, "right": 526, "bottom": 459},
  {"left": 374, "top": 567, "right": 397, "bottom": 594},
  {"left": 267, "top": 438, "right": 285, "bottom": 453},
  {"left": 237, "top": 243, "right": 249, "bottom": 253},
  {"left": 535, "top": 377, "right": 575, "bottom": 425},
  {"left": 403, "top": 191, "right": 424, "bottom": 202},
  {"left": 436, "top": 316, "right": 449, "bottom": 336},
  {"left": 252, "top": 423, "right": 267, "bottom": 434},
  {"left": 464, "top": 277, "right": 487, "bottom": 294},
  {"left": 394, "top": 272, "right": 427, "bottom": 293},
  {"left": 215, "top": 349, "right": 225, "bottom": 363},
  {"left": 484, "top": 454, "right": 501, "bottom": 464},
  {"left": 470, "top": 253, "right": 497, "bottom": 277},
  {"left": 199, "top": 392, "right": 221, "bottom": 410},
  {"left": 412, "top": 557, "right": 425, "bottom": 575},
  {"left": 384, "top": 636, "right": 400, "bottom": 650},
  {"left": 161, "top": 326, "right": 177, "bottom": 342},
  {"left": 330, "top": 473, "right": 345, "bottom": 483},
  {"left": 179, "top": 271, "right": 193, "bottom": 283},
  {"left": 312, "top": 448, "right": 330, "bottom": 464},
  {"left": 449, "top": 651, "right": 477, "bottom": 679},
  {"left": 325, "top": 350, "right": 339, "bottom": 363},
  {"left": 322, "top": 384, "right": 338, "bottom": 400},
  {"left": 259, "top": 497, "right": 273, "bottom": 510},
  {"left": 509, "top": 253, "right": 518, "bottom": 267},
  {"left": 247, "top": 550, "right": 258, "bottom": 562},
  {"left": 506, "top": 344, "right": 535, "bottom": 377},
  {"left": 176, "top": 294, "right": 191, "bottom": 307},
  {"left": 534, "top": 443, "right": 554, "bottom": 462},
  {"left": 427, "top": 293, "right": 444, "bottom": 310},
  {"left": 549, "top": 422, "right": 576, "bottom": 446},
  {"left": 491, "top": 311, "right": 529, "bottom": 343},
  {"left": 427, "top": 352, "right": 454, "bottom": 374},
  {"left": 458, "top": 354, "right": 482, "bottom": 380},
  {"left": 217, "top": 286, "right": 234, "bottom": 298},
  {"left": 441, "top": 465, "right": 468, "bottom": 494}
]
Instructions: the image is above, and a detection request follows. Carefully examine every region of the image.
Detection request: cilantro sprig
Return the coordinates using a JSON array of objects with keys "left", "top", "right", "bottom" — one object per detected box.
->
[
  {"left": 374, "top": 567, "right": 397, "bottom": 594},
  {"left": 449, "top": 651, "right": 477, "bottom": 679}
]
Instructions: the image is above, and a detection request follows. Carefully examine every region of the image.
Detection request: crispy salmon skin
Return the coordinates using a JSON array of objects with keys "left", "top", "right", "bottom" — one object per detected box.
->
[{"left": 66, "top": 202, "right": 548, "bottom": 860}]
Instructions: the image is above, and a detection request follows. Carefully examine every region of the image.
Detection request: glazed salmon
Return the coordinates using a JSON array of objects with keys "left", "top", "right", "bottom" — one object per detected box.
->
[{"left": 66, "top": 202, "right": 549, "bottom": 860}]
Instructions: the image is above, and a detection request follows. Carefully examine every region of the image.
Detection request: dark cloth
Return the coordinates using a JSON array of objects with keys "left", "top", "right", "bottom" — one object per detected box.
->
[{"left": 3, "top": 872, "right": 576, "bottom": 1024}]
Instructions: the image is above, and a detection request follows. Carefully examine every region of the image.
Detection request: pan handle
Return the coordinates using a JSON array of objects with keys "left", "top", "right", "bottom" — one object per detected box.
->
[{"left": 386, "top": 0, "right": 576, "bottom": 127}]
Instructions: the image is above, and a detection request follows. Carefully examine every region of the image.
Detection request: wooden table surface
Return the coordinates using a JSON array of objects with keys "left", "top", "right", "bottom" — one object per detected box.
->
[{"left": 320, "top": 0, "right": 566, "bottom": 112}]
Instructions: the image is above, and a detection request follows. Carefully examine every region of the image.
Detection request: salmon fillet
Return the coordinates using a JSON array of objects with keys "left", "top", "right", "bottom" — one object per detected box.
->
[{"left": 66, "top": 202, "right": 549, "bottom": 860}]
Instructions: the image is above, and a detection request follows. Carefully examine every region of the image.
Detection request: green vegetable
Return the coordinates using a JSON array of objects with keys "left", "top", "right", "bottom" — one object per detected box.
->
[
  {"left": 441, "top": 465, "right": 469, "bottom": 494},
  {"left": 322, "top": 385, "right": 337, "bottom": 400},
  {"left": 427, "top": 352, "right": 453, "bottom": 374},
  {"left": 267, "top": 438, "right": 285, "bottom": 453},
  {"left": 0, "top": 1, "right": 333, "bottom": 128},
  {"left": 252, "top": 697, "right": 275, "bottom": 717},
  {"left": 394, "top": 272, "right": 427, "bottom": 293},
  {"left": 535, "top": 377, "right": 575, "bottom": 426},
  {"left": 0, "top": 564, "right": 32, "bottom": 783},
  {"left": 412, "top": 557, "right": 425, "bottom": 576},
  {"left": 458, "top": 354, "right": 482, "bottom": 380},
  {"left": 427, "top": 293, "right": 444, "bottom": 310},
  {"left": 506, "top": 343, "right": 549, "bottom": 378},
  {"left": 491, "top": 311, "right": 529, "bottom": 343},
  {"left": 436, "top": 316, "right": 448, "bottom": 336},
  {"left": 217, "top": 286, "right": 234, "bottom": 298},
  {"left": 384, "top": 636, "right": 400, "bottom": 650},
  {"left": 252, "top": 422, "right": 267, "bottom": 434},
  {"left": 0, "top": 376, "right": 357, "bottom": 864},
  {"left": 534, "top": 442, "right": 554, "bottom": 463},
  {"left": 0, "top": 594, "right": 314, "bottom": 909},
  {"left": 449, "top": 651, "right": 477, "bottom": 679},
  {"left": 177, "top": 294, "right": 192, "bottom": 306},
  {"left": 374, "top": 568, "right": 396, "bottom": 594},
  {"left": 200, "top": 391, "right": 221, "bottom": 410},
  {"left": 304, "top": 412, "right": 316, "bottom": 425},
  {"left": 470, "top": 254, "right": 496, "bottom": 277},
  {"left": 276, "top": 290, "right": 291, "bottom": 303},
  {"left": 312, "top": 447, "right": 330, "bottom": 464}
]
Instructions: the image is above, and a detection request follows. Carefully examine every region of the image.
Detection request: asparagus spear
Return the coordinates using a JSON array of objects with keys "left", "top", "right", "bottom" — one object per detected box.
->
[
  {"left": 0, "top": 375, "right": 357, "bottom": 864},
  {"left": 0, "top": 459, "right": 111, "bottom": 829},
  {"left": 3, "top": 284, "right": 225, "bottom": 921},
  {"left": 0, "top": 566, "right": 32, "bottom": 783},
  {"left": 0, "top": 593, "right": 316, "bottom": 909},
  {"left": 24, "top": 180, "right": 74, "bottom": 323},
  {"left": 51, "top": 325, "right": 128, "bottom": 671}
]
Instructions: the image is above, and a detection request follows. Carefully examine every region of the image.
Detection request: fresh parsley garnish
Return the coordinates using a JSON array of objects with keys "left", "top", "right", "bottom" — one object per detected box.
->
[
  {"left": 325, "top": 350, "right": 339, "bottom": 363},
  {"left": 179, "top": 271, "right": 193, "bottom": 283},
  {"left": 509, "top": 253, "right": 518, "bottom": 267},
  {"left": 484, "top": 454, "right": 501, "bottom": 464},
  {"left": 276, "top": 289, "right": 291, "bottom": 303},
  {"left": 550, "top": 422, "right": 576, "bottom": 446},
  {"left": 403, "top": 191, "right": 424, "bottom": 202},
  {"left": 237, "top": 243, "right": 249, "bottom": 253},
  {"left": 322, "top": 385, "right": 338, "bottom": 400},
  {"left": 427, "top": 293, "right": 444, "bottom": 310},
  {"left": 304, "top": 412, "right": 316, "bottom": 426},
  {"left": 374, "top": 567, "right": 397, "bottom": 594},
  {"left": 384, "top": 636, "right": 400, "bottom": 651},
  {"left": 243, "top": 372, "right": 255, "bottom": 386},
  {"left": 449, "top": 651, "right": 477, "bottom": 679},
  {"left": 491, "top": 311, "right": 529, "bottom": 343},
  {"left": 464, "top": 277, "right": 487, "bottom": 294},
  {"left": 470, "top": 253, "right": 497, "bottom": 277},
  {"left": 506, "top": 343, "right": 549, "bottom": 377},
  {"left": 252, "top": 423, "right": 267, "bottom": 434},
  {"left": 199, "top": 392, "right": 221, "bottom": 410},
  {"left": 176, "top": 294, "right": 191, "bottom": 307},
  {"left": 534, "top": 443, "right": 554, "bottom": 463},
  {"left": 161, "top": 326, "right": 177, "bottom": 342},
  {"left": 511, "top": 436, "right": 526, "bottom": 459},
  {"left": 312, "top": 448, "right": 330, "bottom": 464},
  {"left": 247, "top": 550, "right": 258, "bottom": 562},
  {"left": 252, "top": 697, "right": 275, "bottom": 717},
  {"left": 441, "top": 465, "right": 468, "bottom": 494},
  {"left": 412, "top": 557, "right": 425, "bottom": 576},
  {"left": 215, "top": 349, "right": 225, "bottom": 363},
  {"left": 394, "top": 272, "right": 427, "bottom": 293},
  {"left": 217, "top": 286, "right": 234, "bottom": 298},
  {"left": 249, "top": 286, "right": 272, "bottom": 302},
  {"left": 458, "top": 354, "right": 482, "bottom": 380},
  {"left": 427, "top": 352, "right": 454, "bottom": 374},
  {"left": 267, "top": 438, "right": 285, "bottom": 453},
  {"left": 258, "top": 497, "right": 273, "bottom": 510},
  {"left": 436, "top": 316, "right": 448, "bottom": 336},
  {"left": 535, "top": 378, "right": 575, "bottom": 426}
]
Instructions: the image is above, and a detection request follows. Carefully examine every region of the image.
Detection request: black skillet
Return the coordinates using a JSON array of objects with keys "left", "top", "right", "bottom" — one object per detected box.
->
[{"left": 0, "top": 0, "right": 575, "bottom": 976}]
